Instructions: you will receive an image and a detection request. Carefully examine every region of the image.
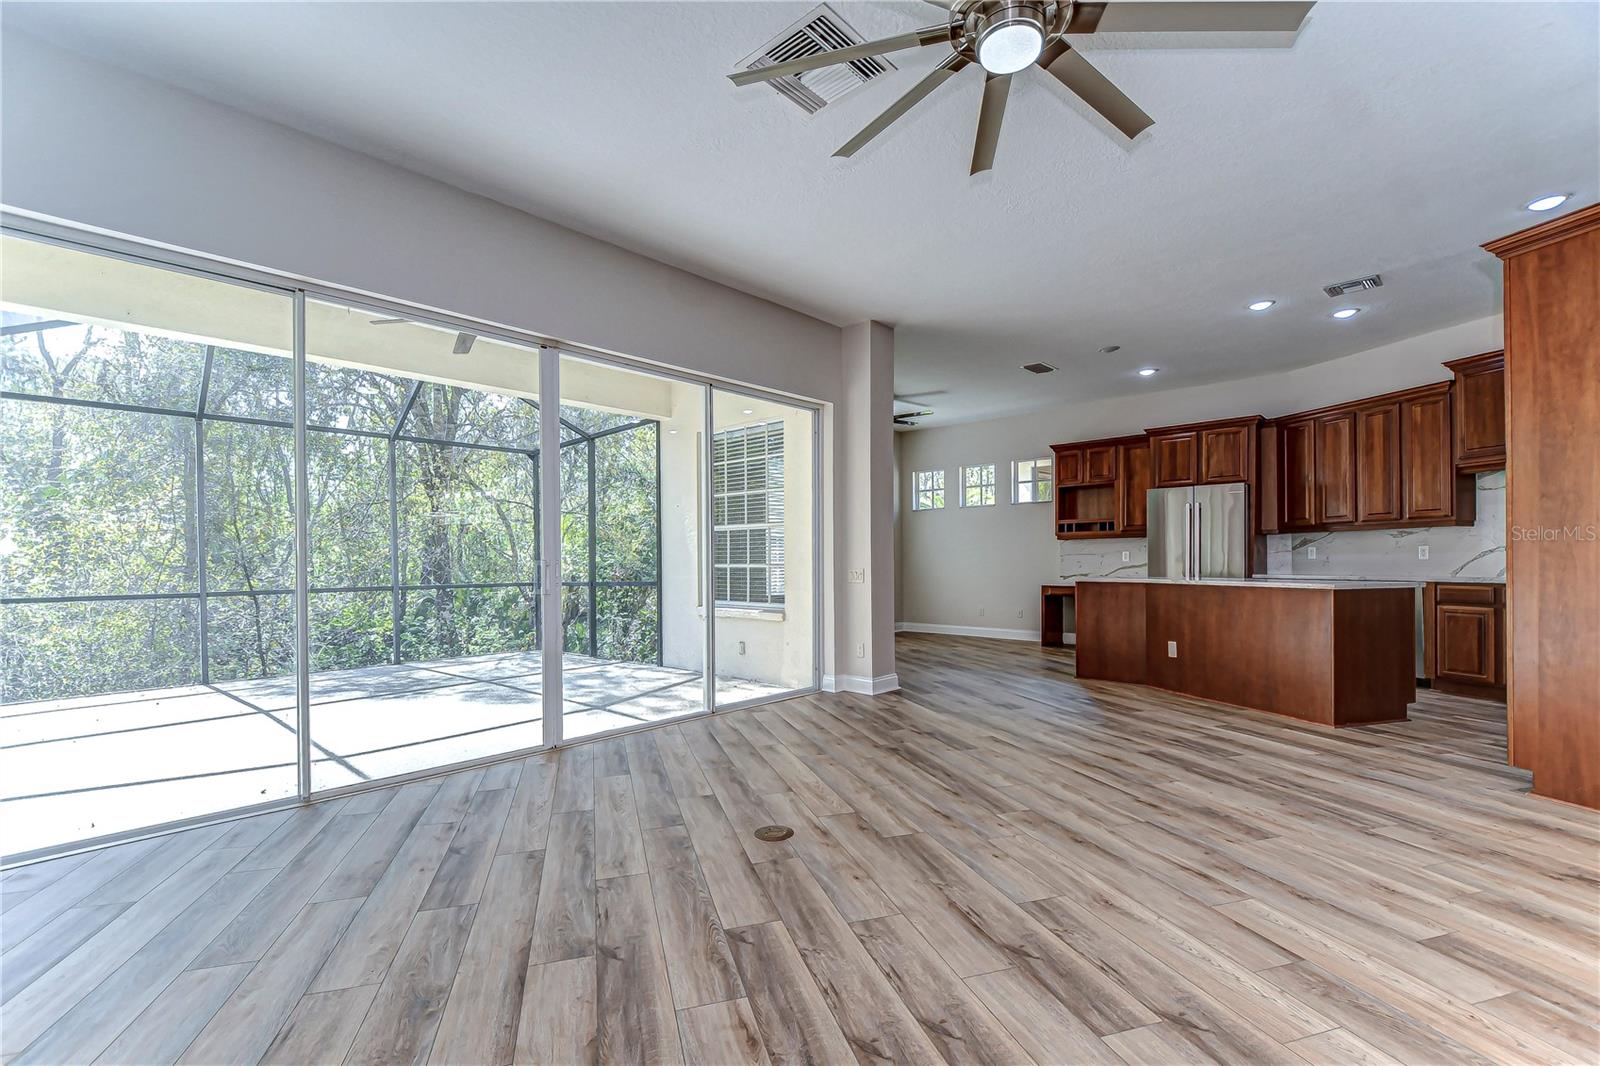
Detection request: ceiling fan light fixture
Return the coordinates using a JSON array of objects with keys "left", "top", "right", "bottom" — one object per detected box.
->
[{"left": 977, "top": 5, "right": 1046, "bottom": 75}]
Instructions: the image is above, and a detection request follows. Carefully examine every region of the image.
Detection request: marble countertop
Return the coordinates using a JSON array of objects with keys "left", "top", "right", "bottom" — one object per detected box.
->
[{"left": 1074, "top": 576, "right": 1422, "bottom": 591}]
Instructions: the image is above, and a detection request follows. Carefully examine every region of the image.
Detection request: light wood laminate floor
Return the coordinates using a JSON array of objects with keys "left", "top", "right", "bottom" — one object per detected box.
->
[{"left": 3, "top": 633, "right": 1596, "bottom": 1065}]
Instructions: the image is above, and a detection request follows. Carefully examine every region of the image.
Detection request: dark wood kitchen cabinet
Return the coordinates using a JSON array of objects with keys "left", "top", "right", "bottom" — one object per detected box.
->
[
  {"left": 1424, "top": 582, "right": 1504, "bottom": 699},
  {"left": 1401, "top": 384, "right": 1464, "bottom": 523},
  {"left": 1149, "top": 430, "right": 1197, "bottom": 487},
  {"left": 1280, "top": 417, "right": 1318, "bottom": 530},
  {"left": 1118, "top": 437, "right": 1153, "bottom": 535},
  {"left": 1147, "top": 416, "right": 1261, "bottom": 488},
  {"left": 1444, "top": 350, "right": 1506, "bottom": 472},
  {"left": 1315, "top": 411, "right": 1357, "bottom": 524},
  {"left": 1055, "top": 445, "right": 1086, "bottom": 487},
  {"left": 1199, "top": 421, "right": 1256, "bottom": 483},
  {"left": 1356, "top": 402, "right": 1402, "bottom": 523},
  {"left": 1084, "top": 442, "right": 1118, "bottom": 485}
]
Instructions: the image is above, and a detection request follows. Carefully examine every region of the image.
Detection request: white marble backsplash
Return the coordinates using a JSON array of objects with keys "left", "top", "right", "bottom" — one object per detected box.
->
[
  {"left": 1059, "top": 538, "right": 1148, "bottom": 581},
  {"left": 1265, "top": 471, "right": 1505, "bottom": 580}
]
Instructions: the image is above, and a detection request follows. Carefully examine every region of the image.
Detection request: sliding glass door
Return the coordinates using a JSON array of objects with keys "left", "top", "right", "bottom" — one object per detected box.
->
[
  {"left": 712, "top": 388, "right": 818, "bottom": 706},
  {"left": 1, "top": 234, "right": 301, "bottom": 856},
  {"left": 558, "top": 352, "right": 707, "bottom": 740},
  {"left": 300, "top": 300, "right": 547, "bottom": 790},
  {"left": 1, "top": 226, "right": 822, "bottom": 860}
]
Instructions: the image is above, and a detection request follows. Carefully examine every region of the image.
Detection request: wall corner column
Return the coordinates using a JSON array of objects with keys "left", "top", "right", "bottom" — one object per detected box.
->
[{"left": 833, "top": 321, "right": 898, "bottom": 694}]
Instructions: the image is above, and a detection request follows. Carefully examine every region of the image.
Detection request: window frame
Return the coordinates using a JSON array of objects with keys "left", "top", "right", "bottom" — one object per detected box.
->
[
  {"left": 1012, "top": 457, "right": 1054, "bottom": 504},
  {"left": 711, "top": 419, "right": 786, "bottom": 610},
  {"left": 959, "top": 463, "right": 997, "bottom": 508},
  {"left": 911, "top": 469, "right": 946, "bottom": 512}
]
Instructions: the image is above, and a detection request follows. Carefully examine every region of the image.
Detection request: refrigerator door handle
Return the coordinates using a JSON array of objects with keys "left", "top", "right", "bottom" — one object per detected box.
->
[
  {"left": 1195, "top": 502, "right": 1204, "bottom": 579},
  {"left": 1184, "top": 502, "right": 1194, "bottom": 580}
]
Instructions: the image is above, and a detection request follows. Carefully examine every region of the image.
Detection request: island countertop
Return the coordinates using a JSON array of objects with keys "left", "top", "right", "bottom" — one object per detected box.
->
[
  {"left": 1074, "top": 578, "right": 1415, "bottom": 727},
  {"left": 1073, "top": 576, "right": 1421, "bottom": 591}
]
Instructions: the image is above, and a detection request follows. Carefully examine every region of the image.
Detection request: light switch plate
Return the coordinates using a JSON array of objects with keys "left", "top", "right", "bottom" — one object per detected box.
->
[
  {"left": 1418, "top": 545, "right": 1429, "bottom": 560},
  {"left": 1167, "top": 641, "right": 1178, "bottom": 658},
  {"left": 1307, "top": 546, "right": 1317, "bottom": 559},
  {"left": 846, "top": 568, "right": 865, "bottom": 584}
]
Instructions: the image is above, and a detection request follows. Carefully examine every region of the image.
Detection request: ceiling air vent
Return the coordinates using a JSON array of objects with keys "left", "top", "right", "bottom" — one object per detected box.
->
[
  {"left": 1022, "top": 362, "right": 1057, "bottom": 375},
  {"left": 1323, "top": 274, "right": 1383, "bottom": 298},
  {"left": 740, "top": 5, "right": 895, "bottom": 114}
]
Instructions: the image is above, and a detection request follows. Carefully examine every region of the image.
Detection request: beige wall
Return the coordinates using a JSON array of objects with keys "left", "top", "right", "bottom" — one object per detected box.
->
[{"left": 895, "top": 315, "right": 1505, "bottom": 636}]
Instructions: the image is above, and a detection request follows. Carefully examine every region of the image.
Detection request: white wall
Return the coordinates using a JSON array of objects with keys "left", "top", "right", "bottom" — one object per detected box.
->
[
  {"left": 896, "top": 315, "right": 1505, "bottom": 635},
  {"left": 1, "top": 33, "right": 877, "bottom": 689}
]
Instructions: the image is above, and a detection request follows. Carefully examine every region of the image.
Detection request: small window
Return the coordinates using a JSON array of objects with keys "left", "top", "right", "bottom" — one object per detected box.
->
[
  {"left": 911, "top": 469, "right": 945, "bottom": 511},
  {"left": 1012, "top": 458, "right": 1054, "bottom": 504},
  {"left": 960, "top": 464, "right": 997, "bottom": 507}
]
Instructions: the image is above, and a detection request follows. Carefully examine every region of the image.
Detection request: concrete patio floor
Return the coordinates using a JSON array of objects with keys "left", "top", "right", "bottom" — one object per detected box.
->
[{"left": 1, "top": 651, "right": 784, "bottom": 857}]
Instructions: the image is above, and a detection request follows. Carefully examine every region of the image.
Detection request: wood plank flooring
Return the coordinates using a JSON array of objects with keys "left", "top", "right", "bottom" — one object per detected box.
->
[{"left": 3, "top": 632, "right": 1597, "bottom": 1065}]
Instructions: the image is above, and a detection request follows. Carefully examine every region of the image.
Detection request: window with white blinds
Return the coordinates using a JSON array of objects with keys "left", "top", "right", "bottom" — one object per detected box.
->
[{"left": 712, "top": 420, "right": 785, "bottom": 607}]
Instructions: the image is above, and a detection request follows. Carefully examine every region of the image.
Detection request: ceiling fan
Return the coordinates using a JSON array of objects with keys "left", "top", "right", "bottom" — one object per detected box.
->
[{"left": 728, "top": 1, "right": 1315, "bottom": 174}]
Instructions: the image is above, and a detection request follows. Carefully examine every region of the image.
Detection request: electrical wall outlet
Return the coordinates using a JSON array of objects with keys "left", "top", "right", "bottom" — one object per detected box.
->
[
  {"left": 855, "top": 641, "right": 865, "bottom": 659},
  {"left": 1121, "top": 550, "right": 1130, "bottom": 562},
  {"left": 1418, "top": 545, "right": 1429, "bottom": 560},
  {"left": 977, "top": 607, "right": 985, "bottom": 617},
  {"left": 1167, "top": 641, "right": 1178, "bottom": 658},
  {"left": 846, "top": 568, "right": 865, "bottom": 584},
  {"left": 737, "top": 640, "right": 746, "bottom": 656},
  {"left": 1307, "top": 546, "right": 1317, "bottom": 559},
  {"left": 1016, "top": 609, "right": 1024, "bottom": 619}
]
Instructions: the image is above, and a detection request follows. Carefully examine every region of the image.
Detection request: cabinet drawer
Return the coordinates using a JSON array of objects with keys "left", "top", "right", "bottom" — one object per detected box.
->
[{"left": 1435, "top": 584, "right": 1499, "bottom": 605}]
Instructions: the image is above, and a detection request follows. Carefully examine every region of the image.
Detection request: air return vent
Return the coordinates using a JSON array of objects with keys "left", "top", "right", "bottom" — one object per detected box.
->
[
  {"left": 740, "top": 5, "right": 895, "bottom": 114},
  {"left": 1022, "top": 362, "right": 1057, "bottom": 375},
  {"left": 1323, "top": 274, "right": 1383, "bottom": 298}
]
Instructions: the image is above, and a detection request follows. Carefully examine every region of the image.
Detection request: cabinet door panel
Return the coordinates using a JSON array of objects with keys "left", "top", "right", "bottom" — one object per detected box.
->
[
  {"left": 1437, "top": 604, "right": 1498, "bottom": 685},
  {"left": 1119, "top": 442, "right": 1152, "bottom": 533},
  {"left": 1152, "top": 432, "right": 1197, "bottom": 487},
  {"left": 1282, "top": 419, "right": 1317, "bottom": 529},
  {"left": 1356, "top": 403, "right": 1402, "bottom": 523},
  {"left": 1085, "top": 444, "right": 1118, "bottom": 485},
  {"left": 1056, "top": 447, "right": 1085, "bottom": 487},
  {"left": 1199, "top": 425, "right": 1251, "bottom": 483},
  {"left": 1455, "top": 363, "right": 1506, "bottom": 470},
  {"left": 1403, "top": 393, "right": 1454, "bottom": 520},
  {"left": 1316, "top": 412, "right": 1357, "bottom": 525}
]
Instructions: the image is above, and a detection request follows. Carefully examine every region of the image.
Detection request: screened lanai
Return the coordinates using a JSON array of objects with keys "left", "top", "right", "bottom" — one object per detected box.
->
[{"left": 0, "top": 235, "right": 803, "bottom": 858}]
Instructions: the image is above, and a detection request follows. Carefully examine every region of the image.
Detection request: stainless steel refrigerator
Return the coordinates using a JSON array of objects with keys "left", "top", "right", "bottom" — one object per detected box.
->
[{"left": 1146, "top": 483, "right": 1250, "bottom": 580}]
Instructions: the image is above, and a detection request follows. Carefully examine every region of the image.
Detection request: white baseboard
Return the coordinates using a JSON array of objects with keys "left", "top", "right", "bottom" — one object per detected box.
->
[
  {"left": 898, "top": 622, "right": 1055, "bottom": 643},
  {"left": 822, "top": 673, "right": 901, "bottom": 695}
]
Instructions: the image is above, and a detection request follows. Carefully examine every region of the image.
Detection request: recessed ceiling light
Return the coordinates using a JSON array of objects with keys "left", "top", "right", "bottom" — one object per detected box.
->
[
  {"left": 1137, "top": 367, "right": 1159, "bottom": 377},
  {"left": 1525, "top": 193, "right": 1571, "bottom": 212},
  {"left": 668, "top": 429, "right": 678, "bottom": 435},
  {"left": 741, "top": 408, "right": 754, "bottom": 415},
  {"left": 1247, "top": 300, "right": 1276, "bottom": 312},
  {"left": 1331, "top": 308, "right": 1361, "bottom": 320}
]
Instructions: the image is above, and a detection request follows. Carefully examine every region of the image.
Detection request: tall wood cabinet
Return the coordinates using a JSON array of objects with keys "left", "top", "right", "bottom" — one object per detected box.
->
[{"left": 1486, "top": 203, "right": 1600, "bottom": 809}]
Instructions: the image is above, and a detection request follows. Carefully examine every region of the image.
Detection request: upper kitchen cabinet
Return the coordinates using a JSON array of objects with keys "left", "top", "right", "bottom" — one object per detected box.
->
[
  {"left": 1444, "top": 350, "right": 1507, "bottom": 472},
  {"left": 1315, "top": 411, "right": 1358, "bottom": 524},
  {"left": 1401, "top": 383, "right": 1470, "bottom": 524},
  {"left": 1356, "top": 401, "right": 1402, "bottom": 523},
  {"left": 1149, "top": 428, "right": 1198, "bottom": 487},
  {"left": 1117, "top": 437, "right": 1153, "bottom": 535},
  {"left": 1266, "top": 380, "right": 1472, "bottom": 533},
  {"left": 1084, "top": 442, "right": 1119, "bottom": 485},
  {"left": 1279, "top": 417, "right": 1318, "bottom": 530},
  {"left": 1055, "top": 443, "right": 1086, "bottom": 487},
  {"left": 1147, "top": 416, "right": 1261, "bottom": 488}
]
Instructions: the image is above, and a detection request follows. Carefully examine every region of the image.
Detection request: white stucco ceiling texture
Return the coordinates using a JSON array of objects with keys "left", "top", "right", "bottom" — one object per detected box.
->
[{"left": 5, "top": 1, "right": 1595, "bottom": 423}]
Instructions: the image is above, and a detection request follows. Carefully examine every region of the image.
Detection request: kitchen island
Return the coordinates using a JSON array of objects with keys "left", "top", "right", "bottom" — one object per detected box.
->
[{"left": 1074, "top": 578, "right": 1416, "bottom": 726}]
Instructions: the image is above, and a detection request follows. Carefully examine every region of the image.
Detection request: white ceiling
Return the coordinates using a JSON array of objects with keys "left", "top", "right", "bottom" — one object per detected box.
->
[{"left": 5, "top": 2, "right": 1596, "bottom": 425}]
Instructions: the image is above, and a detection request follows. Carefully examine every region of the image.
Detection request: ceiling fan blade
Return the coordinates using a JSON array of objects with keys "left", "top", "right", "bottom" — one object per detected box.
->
[
  {"left": 1038, "top": 40, "right": 1153, "bottom": 139},
  {"left": 835, "top": 54, "right": 969, "bottom": 158},
  {"left": 729, "top": 24, "right": 953, "bottom": 86},
  {"left": 970, "top": 72, "right": 1012, "bottom": 175},
  {"left": 1065, "top": 2, "right": 1314, "bottom": 34}
]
